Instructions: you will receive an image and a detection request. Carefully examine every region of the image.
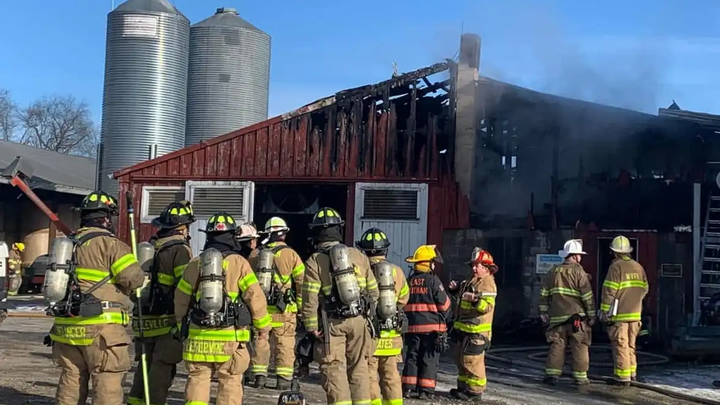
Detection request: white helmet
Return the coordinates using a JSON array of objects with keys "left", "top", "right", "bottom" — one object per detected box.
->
[
  {"left": 558, "top": 239, "right": 586, "bottom": 258},
  {"left": 265, "top": 216, "right": 290, "bottom": 234},
  {"left": 237, "top": 224, "right": 259, "bottom": 241}
]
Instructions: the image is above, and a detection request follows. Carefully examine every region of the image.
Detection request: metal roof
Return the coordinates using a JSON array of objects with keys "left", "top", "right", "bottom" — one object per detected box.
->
[
  {"left": 192, "top": 7, "right": 265, "bottom": 32},
  {"left": 0, "top": 140, "right": 96, "bottom": 195},
  {"left": 114, "top": 0, "right": 183, "bottom": 15}
]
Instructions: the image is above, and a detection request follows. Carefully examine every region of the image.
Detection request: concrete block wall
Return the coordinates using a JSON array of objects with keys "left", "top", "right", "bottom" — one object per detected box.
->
[{"left": 442, "top": 228, "right": 574, "bottom": 323}]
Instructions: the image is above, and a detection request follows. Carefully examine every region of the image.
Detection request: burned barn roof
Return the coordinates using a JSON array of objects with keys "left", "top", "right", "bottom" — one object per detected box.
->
[
  {"left": 658, "top": 107, "right": 720, "bottom": 132},
  {"left": 114, "top": 62, "right": 452, "bottom": 180}
]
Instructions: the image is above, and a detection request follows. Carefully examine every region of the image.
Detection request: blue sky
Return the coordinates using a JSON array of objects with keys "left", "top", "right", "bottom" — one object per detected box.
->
[{"left": 1, "top": 0, "right": 718, "bottom": 125}]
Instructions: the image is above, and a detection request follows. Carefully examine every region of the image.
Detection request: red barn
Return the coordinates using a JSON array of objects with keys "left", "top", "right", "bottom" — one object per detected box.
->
[{"left": 113, "top": 61, "right": 471, "bottom": 267}]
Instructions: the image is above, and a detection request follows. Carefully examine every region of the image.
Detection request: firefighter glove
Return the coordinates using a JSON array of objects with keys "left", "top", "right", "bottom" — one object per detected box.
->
[
  {"left": 587, "top": 317, "right": 596, "bottom": 327},
  {"left": 598, "top": 310, "right": 610, "bottom": 323},
  {"left": 43, "top": 335, "right": 53, "bottom": 347},
  {"left": 540, "top": 313, "right": 549, "bottom": 325},
  {"left": 435, "top": 332, "right": 450, "bottom": 354}
]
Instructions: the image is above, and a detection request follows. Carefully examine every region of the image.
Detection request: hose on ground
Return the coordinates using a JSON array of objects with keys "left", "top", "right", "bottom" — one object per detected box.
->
[{"left": 487, "top": 347, "right": 720, "bottom": 405}]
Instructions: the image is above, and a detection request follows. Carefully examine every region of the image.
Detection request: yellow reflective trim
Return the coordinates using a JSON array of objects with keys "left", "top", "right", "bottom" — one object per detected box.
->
[
  {"left": 55, "top": 311, "right": 128, "bottom": 326},
  {"left": 603, "top": 280, "right": 620, "bottom": 290},
  {"left": 399, "top": 283, "right": 409, "bottom": 299},
  {"left": 49, "top": 334, "right": 94, "bottom": 346},
  {"left": 254, "top": 314, "right": 272, "bottom": 329},
  {"left": 177, "top": 278, "right": 193, "bottom": 295},
  {"left": 75, "top": 268, "right": 115, "bottom": 283},
  {"left": 238, "top": 273, "right": 259, "bottom": 292},
  {"left": 292, "top": 263, "right": 305, "bottom": 278},
  {"left": 111, "top": 253, "right": 138, "bottom": 276},
  {"left": 157, "top": 273, "right": 175, "bottom": 286},
  {"left": 453, "top": 321, "right": 491, "bottom": 334},
  {"left": 173, "top": 264, "right": 186, "bottom": 278},
  {"left": 188, "top": 327, "right": 250, "bottom": 342},
  {"left": 600, "top": 303, "right": 611, "bottom": 311}
]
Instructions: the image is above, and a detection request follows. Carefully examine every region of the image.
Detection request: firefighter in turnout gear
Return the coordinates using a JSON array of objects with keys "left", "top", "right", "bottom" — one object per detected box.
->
[
  {"left": 357, "top": 228, "right": 410, "bottom": 405},
  {"left": 402, "top": 245, "right": 451, "bottom": 400},
  {"left": 301, "top": 207, "right": 379, "bottom": 405},
  {"left": 47, "top": 190, "right": 145, "bottom": 405},
  {"left": 600, "top": 235, "right": 648, "bottom": 385},
  {"left": 174, "top": 212, "right": 272, "bottom": 405},
  {"left": 127, "top": 201, "right": 195, "bottom": 405},
  {"left": 8, "top": 242, "right": 23, "bottom": 295},
  {"left": 447, "top": 248, "right": 497, "bottom": 402},
  {"left": 249, "top": 216, "right": 305, "bottom": 390},
  {"left": 539, "top": 239, "right": 595, "bottom": 386}
]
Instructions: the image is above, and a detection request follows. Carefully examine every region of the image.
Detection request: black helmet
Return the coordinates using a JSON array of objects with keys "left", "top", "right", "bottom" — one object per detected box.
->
[
  {"left": 152, "top": 201, "right": 195, "bottom": 229},
  {"left": 309, "top": 207, "right": 344, "bottom": 229},
  {"left": 356, "top": 227, "right": 390, "bottom": 253},
  {"left": 80, "top": 190, "right": 119, "bottom": 216},
  {"left": 202, "top": 211, "right": 238, "bottom": 233}
]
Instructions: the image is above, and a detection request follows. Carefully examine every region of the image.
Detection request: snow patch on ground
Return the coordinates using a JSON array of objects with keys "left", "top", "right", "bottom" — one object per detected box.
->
[{"left": 644, "top": 364, "right": 720, "bottom": 400}]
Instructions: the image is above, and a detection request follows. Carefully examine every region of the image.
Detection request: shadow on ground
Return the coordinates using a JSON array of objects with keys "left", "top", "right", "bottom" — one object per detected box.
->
[{"left": 0, "top": 386, "right": 54, "bottom": 405}]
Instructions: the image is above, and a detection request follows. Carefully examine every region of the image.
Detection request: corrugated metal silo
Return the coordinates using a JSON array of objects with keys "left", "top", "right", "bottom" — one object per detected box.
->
[
  {"left": 185, "top": 7, "right": 271, "bottom": 146},
  {"left": 99, "top": 0, "right": 190, "bottom": 196}
]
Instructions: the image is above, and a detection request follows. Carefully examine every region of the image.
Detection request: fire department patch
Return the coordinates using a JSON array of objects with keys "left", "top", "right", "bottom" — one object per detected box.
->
[{"left": 215, "top": 223, "right": 227, "bottom": 231}]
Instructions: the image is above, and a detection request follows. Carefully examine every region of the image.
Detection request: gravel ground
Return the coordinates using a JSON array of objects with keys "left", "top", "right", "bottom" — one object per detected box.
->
[{"left": 0, "top": 316, "right": 707, "bottom": 405}]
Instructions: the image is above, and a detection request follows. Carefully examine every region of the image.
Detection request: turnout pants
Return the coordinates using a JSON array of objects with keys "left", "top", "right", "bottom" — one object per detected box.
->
[
  {"left": 251, "top": 313, "right": 297, "bottom": 380},
  {"left": 185, "top": 344, "right": 250, "bottom": 405},
  {"left": 127, "top": 334, "right": 183, "bottom": 405},
  {"left": 401, "top": 333, "right": 438, "bottom": 394},
  {"left": 314, "top": 315, "right": 372, "bottom": 405},
  {"left": 52, "top": 330, "right": 131, "bottom": 405},
  {"left": 545, "top": 322, "right": 591, "bottom": 381},
  {"left": 454, "top": 334, "right": 488, "bottom": 394},
  {"left": 369, "top": 354, "right": 403, "bottom": 405},
  {"left": 608, "top": 321, "right": 641, "bottom": 381}
]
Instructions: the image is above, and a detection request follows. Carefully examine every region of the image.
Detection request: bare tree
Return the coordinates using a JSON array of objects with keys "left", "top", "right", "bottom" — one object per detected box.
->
[
  {"left": 0, "top": 89, "right": 17, "bottom": 141},
  {"left": 17, "top": 95, "right": 98, "bottom": 157}
]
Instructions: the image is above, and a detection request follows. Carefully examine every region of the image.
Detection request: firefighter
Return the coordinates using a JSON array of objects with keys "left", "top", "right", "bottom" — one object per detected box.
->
[
  {"left": 46, "top": 190, "right": 145, "bottom": 405},
  {"left": 447, "top": 248, "right": 498, "bottom": 402},
  {"left": 599, "top": 235, "right": 648, "bottom": 385},
  {"left": 356, "top": 227, "right": 410, "bottom": 405},
  {"left": 8, "top": 242, "right": 24, "bottom": 295},
  {"left": 402, "top": 244, "right": 451, "bottom": 400},
  {"left": 249, "top": 216, "right": 305, "bottom": 389},
  {"left": 301, "top": 207, "right": 378, "bottom": 405},
  {"left": 237, "top": 224, "right": 260, "bottom": 259},
  {"left": 538, "top": 239, "right": 595, "bottom": 386},
  {"left": 127, "top": 201, "right": 195, "bottom": 405},
  {"left": 175, "top": 212, "right": 272, "bottom": 405}
]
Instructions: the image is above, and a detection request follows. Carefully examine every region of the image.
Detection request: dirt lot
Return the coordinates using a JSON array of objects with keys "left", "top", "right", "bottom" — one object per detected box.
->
[{"left": 0, "top": 317, "right": 706, "bottom": 405}]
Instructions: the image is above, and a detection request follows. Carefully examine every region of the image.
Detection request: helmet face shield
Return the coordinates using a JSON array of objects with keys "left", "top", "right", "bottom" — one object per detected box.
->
[{"left": 433, "top": 247, "right": 444, "bottom": 264}]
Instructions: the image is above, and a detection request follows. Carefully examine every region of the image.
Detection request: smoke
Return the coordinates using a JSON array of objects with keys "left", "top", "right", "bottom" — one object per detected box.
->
[{"left": 442, "top": 1, "right": 689, "bottom": 225}]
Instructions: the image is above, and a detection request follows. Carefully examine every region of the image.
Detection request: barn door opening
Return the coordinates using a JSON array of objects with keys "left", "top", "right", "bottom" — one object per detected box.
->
[
  {"left": 354, "top": 183, "right": 428, "bottom": 275},
  {"left": 186, "top": 181, "right": 255, "bottom": 256}
]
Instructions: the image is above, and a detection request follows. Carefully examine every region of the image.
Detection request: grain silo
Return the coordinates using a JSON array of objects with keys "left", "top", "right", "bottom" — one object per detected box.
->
[
  {"left": 185, "top": 7, "right": 271, "bottom": 146},
  {"left": 98, "top": 0, "right": 190, "bottom": 196}
]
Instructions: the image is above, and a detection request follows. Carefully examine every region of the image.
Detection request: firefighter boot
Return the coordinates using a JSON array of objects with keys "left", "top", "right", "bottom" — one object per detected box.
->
[
  {"left": 450, "top": 388, "right": 482, "bottom": 403},
  {"left": 543, "top": 376, "right": 558, "bottom": 386},
  {"left": 253, "top": 375, "right": 266, "bottom": 389},
  {"left": 274, "top": 378, "right": 292, "bottom": 391}
]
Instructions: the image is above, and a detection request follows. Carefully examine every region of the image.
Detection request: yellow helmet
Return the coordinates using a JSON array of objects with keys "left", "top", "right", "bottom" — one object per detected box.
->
[
  {"left": 406, "top": 245, "right": 443, "bottom": 264},
  {"left": 610, "top": 235, "right": 633, "bottom": 254},
  {"left": 12, "top": 242, "right": 25, "bottom": 252}
]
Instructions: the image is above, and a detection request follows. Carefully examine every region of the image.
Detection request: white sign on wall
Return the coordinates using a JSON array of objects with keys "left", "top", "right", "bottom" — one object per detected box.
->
[
  {"left": 122, "top": 15, "right": 159, "bottom": 38},
  {"left": 536, "top": 254, "right": 563, "bottom": 275}
]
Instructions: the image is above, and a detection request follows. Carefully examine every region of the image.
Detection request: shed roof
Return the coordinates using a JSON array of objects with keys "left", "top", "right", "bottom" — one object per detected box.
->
[{"left": 0, "top": 140, "right": 96, "bottom": 195}]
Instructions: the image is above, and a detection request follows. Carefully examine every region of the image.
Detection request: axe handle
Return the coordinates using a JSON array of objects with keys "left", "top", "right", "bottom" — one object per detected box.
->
[{"left": 10, "top": 176, "right": 73, "bottom": 236}]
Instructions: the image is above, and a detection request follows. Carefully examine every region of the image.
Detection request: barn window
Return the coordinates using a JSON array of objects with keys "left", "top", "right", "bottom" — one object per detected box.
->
[
  {"left": 363, "top": 189, "right": 419, "bottom": 221},
  {"left": 186, "top": 181, "right": 254, "bottom": 221},
  {"left": 141, "top": 186, "right": 185, "bottom": 223}
]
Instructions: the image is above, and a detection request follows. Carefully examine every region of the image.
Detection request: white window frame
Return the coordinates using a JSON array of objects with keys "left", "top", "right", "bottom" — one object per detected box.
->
[
  {"left": 140, "top": 186, "right": 186, "bottom": 224},
  {"left": 358, "top": 183, "right": 426, "bottom": 223},
  {"left": 185, "top": 180, "right": 255, "bottom": 222}
]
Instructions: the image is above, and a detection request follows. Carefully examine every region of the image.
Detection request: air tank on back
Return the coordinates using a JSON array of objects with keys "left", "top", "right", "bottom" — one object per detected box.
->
[
  {"left": 98, "top": 0, "right": 190, "bottom": 196},
  {"left": 185, "top": 7, "right": 271, "bottom": 146}
]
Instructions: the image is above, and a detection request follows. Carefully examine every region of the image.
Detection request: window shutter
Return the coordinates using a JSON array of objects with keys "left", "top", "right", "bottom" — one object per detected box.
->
[
  {"left": 191, "top": 187, "right": 246, "bottom": 218},
  {"left": 147, "top": 189, "right": 185, "bottom": 218},
  {"left": 363, "top": 189, "right": 419, "bottom": 220}
]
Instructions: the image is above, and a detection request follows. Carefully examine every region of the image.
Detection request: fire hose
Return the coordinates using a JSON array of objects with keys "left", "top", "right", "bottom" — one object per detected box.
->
[{"left": 486, "top": 346, "right": 720, "bottom": 405}]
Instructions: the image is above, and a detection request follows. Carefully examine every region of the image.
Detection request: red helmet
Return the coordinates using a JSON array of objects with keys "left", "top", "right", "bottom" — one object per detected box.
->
[{"left": 466, "top": 247, "right": 498, "bottom": 273}]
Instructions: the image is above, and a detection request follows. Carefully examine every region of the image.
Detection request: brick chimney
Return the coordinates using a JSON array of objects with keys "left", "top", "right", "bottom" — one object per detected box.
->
[{"left": 454, "top": 33, "right": 481, "bottom": 200}]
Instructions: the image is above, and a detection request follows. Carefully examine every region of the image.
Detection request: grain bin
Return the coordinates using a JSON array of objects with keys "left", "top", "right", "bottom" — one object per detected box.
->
[
  {"left": 185, "top": 7, "right": 271, "bottom": 146},
  {"left": 99, "top": 0, "right": 190, "bottom": 196}
]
